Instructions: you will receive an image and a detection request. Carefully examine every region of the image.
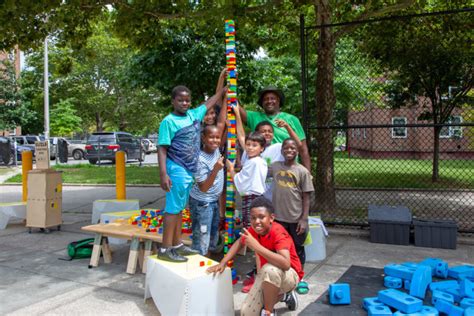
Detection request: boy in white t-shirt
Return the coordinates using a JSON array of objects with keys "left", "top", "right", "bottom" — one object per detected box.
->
[
  {"left": 241, "top": 120, "right": 302, "bottom": 201},
  {"left": 226, "top": 105, "right": 268, "bottom": 229}
]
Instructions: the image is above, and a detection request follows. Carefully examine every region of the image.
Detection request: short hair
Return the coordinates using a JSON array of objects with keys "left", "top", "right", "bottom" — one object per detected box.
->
[
  {"left": 250, "top": 197, "right": 274, "bottom": 214},
  {"left": 245, "top": 131, "right": 266, "bottom": 148},
  {"left": 255, "top": 120, "right": 274, "bottom": 132},
  {"left": 202, "top": 124, "right": 218, "bottom": 136},
  {"left": 171, "top": 85, "right": 191, "bottom": 99},
  {"left": 282, "top": 137, "right": 297, "bottom": 148}
]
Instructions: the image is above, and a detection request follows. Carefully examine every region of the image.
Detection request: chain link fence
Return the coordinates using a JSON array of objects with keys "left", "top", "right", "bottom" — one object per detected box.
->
[{"left": 301, "top": 9, "right": 474, "bottom": 233}]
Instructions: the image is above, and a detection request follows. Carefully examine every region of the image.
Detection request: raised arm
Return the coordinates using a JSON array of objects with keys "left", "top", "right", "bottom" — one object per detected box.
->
[
  {"left": 204, "top": 86, "right": 227, "bottom": 111},
  {"left": 275, "top": 119, "right": 303, "bottom": 149},
  {"left": 233, "top": 104, "right": 246, "bottom": 150}
]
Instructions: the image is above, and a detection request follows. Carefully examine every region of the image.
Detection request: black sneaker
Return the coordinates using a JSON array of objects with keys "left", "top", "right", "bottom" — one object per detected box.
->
[
  {"left": 284, "top": 290, "right": 298, "bottom": 311},
  {"left": 157, "top": 248, "right": 188, "bottom": 262},
  {"left": 175, "top": 244, "right": 199, "bottom": 256}
]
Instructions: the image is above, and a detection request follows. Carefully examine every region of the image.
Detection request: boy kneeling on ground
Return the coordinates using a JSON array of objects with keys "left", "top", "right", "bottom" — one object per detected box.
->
[{"left": 207, "top": 197, "right": 304, "bottom": 316}]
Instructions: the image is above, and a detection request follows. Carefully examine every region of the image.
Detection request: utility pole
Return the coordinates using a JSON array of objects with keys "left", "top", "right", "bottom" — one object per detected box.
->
[{"left": 44, "top": 36, "right": 50, "bottom": 141}]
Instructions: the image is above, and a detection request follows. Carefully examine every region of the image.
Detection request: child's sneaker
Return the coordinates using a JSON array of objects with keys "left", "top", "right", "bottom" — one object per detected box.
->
[
  {"left": 175, "top": 244, "right": 199, "bottom": 256},
  {"left": 282, "top": 290, "right": 298, "bottom": 311},
  {"left": 157, "top": 248, "right": 187, "bottom": 262},
  {"left": 241, "top": 275, "right": 255, "bottom": 293}
]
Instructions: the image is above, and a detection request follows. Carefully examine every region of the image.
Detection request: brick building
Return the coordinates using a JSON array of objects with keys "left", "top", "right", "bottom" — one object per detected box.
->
[{"left": 347, "top": 98, "right": 473, "bottom": 159}]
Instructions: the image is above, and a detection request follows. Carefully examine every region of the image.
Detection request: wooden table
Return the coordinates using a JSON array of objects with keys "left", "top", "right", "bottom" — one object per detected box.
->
[{"left": 82, "top": 219, "right": 192, "bottom": 274}]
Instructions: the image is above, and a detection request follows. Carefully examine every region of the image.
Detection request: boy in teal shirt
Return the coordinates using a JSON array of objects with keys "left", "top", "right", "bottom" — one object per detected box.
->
[{"left": 157, "top": 85, "right": 226, "bottom": 262}]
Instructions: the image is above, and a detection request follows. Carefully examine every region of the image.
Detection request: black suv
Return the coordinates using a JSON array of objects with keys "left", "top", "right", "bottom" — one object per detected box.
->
[{"left": 85, "top": 132, "right": 144, "bottom": 164}]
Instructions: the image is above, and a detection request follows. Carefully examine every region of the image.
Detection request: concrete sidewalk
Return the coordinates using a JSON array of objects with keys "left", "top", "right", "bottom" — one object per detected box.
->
[{"left": 1, "top": 185, "right": 473, "bottom": 315}]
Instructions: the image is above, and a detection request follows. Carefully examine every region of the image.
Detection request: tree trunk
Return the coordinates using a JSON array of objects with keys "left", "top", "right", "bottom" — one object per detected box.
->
[
  {"left": 315, "top": 0, "right": 337, "bottom": 211},
  {"left": 95, "top": 113, "right": 103, "bottom": 132},
  {"left": 432, "top": 125, "right": 440, "bottom": 182}
]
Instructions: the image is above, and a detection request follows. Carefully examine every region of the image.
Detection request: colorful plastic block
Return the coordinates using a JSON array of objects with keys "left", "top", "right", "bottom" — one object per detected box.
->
[
  {"left": 429, "top": 280, "right": 459, "bottom": 292},
  {"left": 431, "top": 290, "right": 454, "bottom": 305},
  {"left": 448, "top": 265, "right": 474, "bottom": 279},
  {"left": 460, "top": 278, "right": 474, "bottom": 298},
  {"left": 385, "top": 276, "right": 403, "bottom": 289},
  {"left": 404, "top": 279, "right": 411, "bottom": 290},
  {"left": 419, "top": 258, "right": 448, "bottom": 278},
  {"left": 442, "top": 288, "right": 462, "bottom": 303},
  {"left": 434, "top": 298, "right": 464, "bottom": 316},
  {"left": 466, "top": 307, "right": 474, "bottom": 316},
  {"left": 385, "top": 264, "right": 417, "bottom": 280},
  {"left": 363, "top": 297, "right": 385, "bottom": 311},
  {"left": 393, "top": 305, "right": 438, "bottom": 316},
  {"left": 461, "top": 298, "right": 474, "bottom": 309},
  {"left": 367, "top": 305, "right": 392, "bottom": 315},
  {"left": 402, "top": 262, "right": 419, "bottom": 269},
  {"left": 409, "top": 265, "right": 432, "bottom": 299},
  {"left": 329, "top": 283, "right": 351, "bottom": 305},
  {"left": 378, "top": 289, "right": 423, "bottom": 313}
]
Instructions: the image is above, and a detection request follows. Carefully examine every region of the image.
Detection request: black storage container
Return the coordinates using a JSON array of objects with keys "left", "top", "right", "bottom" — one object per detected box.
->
[
  {"left": 413, "top": 219, "right": 457, "bottom": 249},
  {"left": 368, "top": 205, "right": 412, "bottom": 246}
]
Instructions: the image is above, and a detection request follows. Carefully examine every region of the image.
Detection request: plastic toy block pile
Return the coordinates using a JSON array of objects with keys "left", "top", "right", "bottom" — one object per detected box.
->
[
  {"left": 328, "top": 258, "right": 474, "bottom": 315},
  {"left": 128, "top": 209, "right": 192, "bottom": 234}
]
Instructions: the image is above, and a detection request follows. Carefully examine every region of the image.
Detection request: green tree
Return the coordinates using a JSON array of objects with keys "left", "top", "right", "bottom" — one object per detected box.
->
[
  {"left": 0, "top": 58, "right": 36, "bottom": 131},
  {"left": 357, "top": 5, "right": 473, "bottom": 181},
  {"left": 50, "top": 98, "right": 82, "bottom": 136}
]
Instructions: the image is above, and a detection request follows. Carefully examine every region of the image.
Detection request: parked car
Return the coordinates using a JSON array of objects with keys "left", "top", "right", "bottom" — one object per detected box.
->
[
  {"left": 10, "top": 135, "right": 44, "bottom": 152},
  {"left": 85, "top": 132, "right": 145, "bottom": 164},
  {"left": 141, "top": 139, "right": 157, "bottom": 154},
  {"left": 0, "top": 136, "right": 34, "bottom": 164},
  {"left": 50, "top": 137, "right": 87, "bottom": 160}
]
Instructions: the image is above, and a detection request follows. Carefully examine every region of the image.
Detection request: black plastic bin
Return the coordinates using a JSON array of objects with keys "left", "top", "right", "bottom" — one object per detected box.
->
[
  {"left": 413, "top": 219, "right": 457, "bottom": 249},
  {"left": 368, "top": 205, "right": 412, "bottom": 246}
]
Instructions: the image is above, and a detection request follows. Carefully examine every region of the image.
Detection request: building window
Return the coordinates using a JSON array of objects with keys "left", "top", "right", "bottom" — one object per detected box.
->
[
  {"left": 392, "top": 117, "right": 407, "bottom": 138},
  {"left": 363, "top": 128, "right": 367, "bottom": 139},
  {"left": 440, "top": 116, "right": 463, "bottom": 138}
]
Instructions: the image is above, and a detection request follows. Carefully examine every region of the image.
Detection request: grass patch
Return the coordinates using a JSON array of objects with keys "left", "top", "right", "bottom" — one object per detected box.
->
[
  {"left": 5, "top": 164, "right": 161, "bottom": 185},
  {"left": 326, "top": 152, "right": 474, "bottom": 190}
]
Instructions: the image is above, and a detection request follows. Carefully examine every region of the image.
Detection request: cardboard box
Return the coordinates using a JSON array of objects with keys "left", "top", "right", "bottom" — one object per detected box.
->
[
  {"left": 35, "top": 141, "right": 50, "bottom": 169},
  {"left": 27, "top": 198, "right": 62, "bottom": 228},
  {"left": 27, "top": 169, "right": 62, "bottom": 200}
]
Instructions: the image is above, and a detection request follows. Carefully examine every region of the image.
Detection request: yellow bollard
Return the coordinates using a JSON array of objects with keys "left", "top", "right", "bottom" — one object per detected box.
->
[
  {"left": 116, "top": 151, "right": 126, "bottom": 200},
  {"left": 22, "top": 151, "right": 33, "bottom": 202}
]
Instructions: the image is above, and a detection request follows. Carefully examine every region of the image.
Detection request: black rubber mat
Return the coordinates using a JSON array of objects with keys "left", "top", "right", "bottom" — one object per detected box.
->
[{"left": 300, "top": 265, "right": 384, "bottom": 315}]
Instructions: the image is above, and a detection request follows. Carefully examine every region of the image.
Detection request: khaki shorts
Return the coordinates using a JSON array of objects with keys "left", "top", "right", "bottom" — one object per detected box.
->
[{"left": 240, "top": 263, "right": 299, "bottom": 316}]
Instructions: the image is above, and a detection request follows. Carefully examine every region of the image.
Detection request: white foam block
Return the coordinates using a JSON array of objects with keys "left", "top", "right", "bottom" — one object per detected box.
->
[
  {"left": 145, "top": 254, "right": 234, "bottom": 316},
  {"left": 91, "top": 199, "right": 139, "bottom": 224},
  {"left": 0, "top": 202, "right": 27, "bottom": 229}
]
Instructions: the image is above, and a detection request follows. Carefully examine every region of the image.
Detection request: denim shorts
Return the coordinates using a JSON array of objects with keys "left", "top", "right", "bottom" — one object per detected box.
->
[
  {"left": 189, "top": 196, "right": 220, "bottom": 255},
  {"left": 164, "top": 159, "right": 193, "bottom": 215}
]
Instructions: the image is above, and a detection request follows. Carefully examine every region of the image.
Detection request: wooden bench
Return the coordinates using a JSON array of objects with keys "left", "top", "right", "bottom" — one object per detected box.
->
[{"left": 81, "top": 219, "right": 191, "bottom": 274}]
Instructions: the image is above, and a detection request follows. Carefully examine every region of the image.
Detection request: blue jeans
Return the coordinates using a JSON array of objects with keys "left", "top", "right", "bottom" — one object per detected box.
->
[{"left": 189, "top": 197, "right": 220, "bottom": 255}]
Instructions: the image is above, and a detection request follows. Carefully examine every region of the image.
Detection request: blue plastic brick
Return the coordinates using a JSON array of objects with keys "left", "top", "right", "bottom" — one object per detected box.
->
[
  {"left": 368, "top": 305, "right": 392, "bottom": 315},
  {"left": 410, "top": 265, "right": 432, "bottom": 299},
  {"left": 329, "top": 283, "right": 351, "bottom": 305},
  {"left": 393, "top": 306, "right": 438, "bottom": 315},
  {"left": 429, "top": 280, "right": 459, "bottom": 292},
  {"left": 385, "top": 276, "right": 403, "bottom": 289},
  {"left": 448, "top": 265, "right": 474, "bottom": 279},
  {"left": 378, "top": 289, "right": 422, "bottom": 313},
  {"left": 363, "top": 297, "right": 385, "bottom": 311},
  {"left": 431, "top": 290, "right": 454, "bottom": 305},
  {"left": 419, "top": 258, "right": 448, "bottom": 278},
  {"left": 385, "top": 264, "right": 417, "bottom": 280},
  {"left": 461, "top": 298, "right": 474, "bottom": 309},
  {"left": 434, "top": 298, "right": 464, "bottom": 316},
  {"left": 442, "top": 288, "right": 462, "bottom": 303},
  {"left": 460, "top": 278, "right": 474, "bottom": 298},
  {"left": 404, "top": 279, "right": 411, "bottom": 290},
  {"left": 402, "top": 262, "right": 419, "bottom": 269},
  {"left": 466, "top": 307, "right": 474, "bottom": 316}
]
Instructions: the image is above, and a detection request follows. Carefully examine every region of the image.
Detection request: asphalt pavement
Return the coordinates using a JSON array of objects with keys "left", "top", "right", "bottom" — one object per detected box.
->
[{"left": 1, "top": 184, "right": 473, "bottom": 315}]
